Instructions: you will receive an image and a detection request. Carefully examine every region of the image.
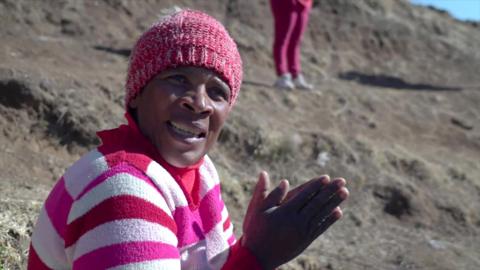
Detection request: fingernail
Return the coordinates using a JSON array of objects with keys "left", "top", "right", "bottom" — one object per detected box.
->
[
  {"left": 335, "top": 178, "right": 346, "bottom": 187},
  {"left": 339, "top": 187, "right": 349, "bottom": 199},
  {"left": 335, "top": 208, "right": 343, "bottom": 218},
  {"left": 320, "top": 175, "right": 330, "bottom": 183}
]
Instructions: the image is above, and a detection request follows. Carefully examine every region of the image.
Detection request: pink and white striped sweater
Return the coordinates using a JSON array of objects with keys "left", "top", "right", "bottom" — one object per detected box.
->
[{"left": 28, "top": 114, "right": 261, "bottom": 270}]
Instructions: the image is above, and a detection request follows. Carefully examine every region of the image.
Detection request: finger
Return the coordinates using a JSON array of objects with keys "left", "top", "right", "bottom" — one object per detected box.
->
[
  {"left": 309, "top": 187, "right": 348, "bottom": 226},
  {"left": 285, "top": 175, "right": 330, "bottom": 212},
  {"left": 253, "top": 171, "right": 271, "bottom": 203},
  {"left": 311, "top": 207, "right": 343, "bottom": 238},
  {"left": 282, "top": 179, "right": 310, "bottom": 203},
  {"left": 244, "top": 171, "right": 270, "bottom": 230},
  {"left": 263, "top": 179, "right": 289, "bottom": 209},
  {"left": 300, "top": 178, "right": 346, "bottom": 215}
]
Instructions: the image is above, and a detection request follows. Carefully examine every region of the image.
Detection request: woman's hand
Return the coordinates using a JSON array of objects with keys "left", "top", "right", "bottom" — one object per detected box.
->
[{"left": 241, "top": 171, "right": 349, "bottom": 270}]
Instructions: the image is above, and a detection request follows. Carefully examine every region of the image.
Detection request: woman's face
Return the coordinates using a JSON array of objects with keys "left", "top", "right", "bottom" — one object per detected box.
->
[{"left": 129, "top": 66, "right": 232, "bottom": 167}]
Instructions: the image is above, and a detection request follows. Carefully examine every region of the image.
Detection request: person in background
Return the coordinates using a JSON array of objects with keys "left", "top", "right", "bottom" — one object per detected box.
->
[
  {"left": 271, "top": 0, "right": 314, "bottom": 90},
  {"left": 28, "top": 8, "right": 348, "bottom": 270}
]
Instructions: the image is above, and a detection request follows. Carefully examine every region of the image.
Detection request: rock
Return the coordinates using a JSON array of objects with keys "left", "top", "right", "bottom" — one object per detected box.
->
[{"left": 451, "top": 117, "right": 474, "bottom": 130}]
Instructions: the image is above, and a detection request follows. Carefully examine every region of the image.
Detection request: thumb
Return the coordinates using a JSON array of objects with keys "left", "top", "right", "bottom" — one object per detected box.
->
[
  {"left": 251, "top": 171, "right": 271, "bottom": 205},
  {"left": 244, "top": 171, "right": 270, "bottom": 231}
]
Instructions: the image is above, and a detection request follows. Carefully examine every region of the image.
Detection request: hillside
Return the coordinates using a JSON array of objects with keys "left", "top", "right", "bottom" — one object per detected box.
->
[{"left": 1, "top": 0, "right": 479, "bottom": 269}]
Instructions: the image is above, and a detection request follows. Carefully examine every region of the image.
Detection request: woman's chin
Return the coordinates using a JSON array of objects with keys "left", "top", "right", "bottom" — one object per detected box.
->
[{"left": 159, "top": 149, "right": 204, "bottom": 168}]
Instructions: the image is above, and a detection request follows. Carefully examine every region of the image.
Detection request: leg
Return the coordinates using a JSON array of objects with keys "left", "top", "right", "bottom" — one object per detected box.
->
[
  {"left": 270, "top": 0, "right": 297, "bottom": 76},
  {"left": 287, "top": 5, "right": 311, "bottom": 78}
]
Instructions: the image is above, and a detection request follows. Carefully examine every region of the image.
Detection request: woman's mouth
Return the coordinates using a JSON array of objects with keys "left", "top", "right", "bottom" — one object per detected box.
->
[{"left": 167, "top": 121, "right": 206, "bottom": 141}]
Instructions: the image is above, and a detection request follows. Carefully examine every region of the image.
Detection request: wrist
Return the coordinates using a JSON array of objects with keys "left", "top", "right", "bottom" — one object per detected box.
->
[{"left": 240, "top": 235, "right": 276, "bottom": 270}]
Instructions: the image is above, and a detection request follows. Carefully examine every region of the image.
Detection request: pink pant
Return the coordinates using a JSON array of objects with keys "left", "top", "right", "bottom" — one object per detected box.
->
[{"left": 270, "top": 0, "right": 311, "bottom": 78}]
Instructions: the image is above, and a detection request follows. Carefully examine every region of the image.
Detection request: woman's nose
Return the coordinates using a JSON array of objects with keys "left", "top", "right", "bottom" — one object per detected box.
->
[{"left": 181, "top": 86, "right": 213, "bottom": 115}]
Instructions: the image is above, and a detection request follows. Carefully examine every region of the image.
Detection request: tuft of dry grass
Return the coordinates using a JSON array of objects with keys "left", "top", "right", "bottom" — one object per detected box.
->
[{"left": 0, "top": 198, "right": 42, "bottom": 270}]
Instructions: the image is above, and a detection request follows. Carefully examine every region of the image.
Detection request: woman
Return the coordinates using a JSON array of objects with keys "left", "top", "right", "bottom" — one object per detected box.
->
[
  {"left": 271, "top": 0, "right": 314, "bottom": 90},
  {"left": 28, "top": 8, "right": 348, "bottom": 270}
]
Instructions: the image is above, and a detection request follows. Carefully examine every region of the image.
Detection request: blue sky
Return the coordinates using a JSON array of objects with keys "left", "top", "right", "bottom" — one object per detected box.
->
[{"left": 411, "top": 0, "right": 480, "bottom": 21}]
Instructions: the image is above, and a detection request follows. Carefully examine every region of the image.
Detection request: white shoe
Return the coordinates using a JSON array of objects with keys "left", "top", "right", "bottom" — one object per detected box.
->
[
  {"left": 293, "top": 74, "right": 313, "bottom": 90},
  {"left": 274, "top": 73, "right": 295, "bottom": 90}
]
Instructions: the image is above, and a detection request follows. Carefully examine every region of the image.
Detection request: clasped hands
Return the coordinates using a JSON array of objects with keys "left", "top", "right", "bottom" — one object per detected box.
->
[{"left": 241, "top": 171, "right": 349, "bottom": 270}]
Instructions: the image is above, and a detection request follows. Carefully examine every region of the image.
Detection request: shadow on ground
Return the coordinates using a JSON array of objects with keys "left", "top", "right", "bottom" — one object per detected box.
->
[
  {"left": 243, "top": 80, "right": 273, "bottom": 88},
  {"left": 93, "top": 45, "right": 131, "bottom": 58},
  {"left": 338, "top": 71, "right": 462, "bottom": 91}
]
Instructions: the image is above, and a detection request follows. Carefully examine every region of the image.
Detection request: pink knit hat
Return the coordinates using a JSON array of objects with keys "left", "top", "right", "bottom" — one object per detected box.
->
[{"left": 125, "top": 9, "right": 243, "bottom": 107}]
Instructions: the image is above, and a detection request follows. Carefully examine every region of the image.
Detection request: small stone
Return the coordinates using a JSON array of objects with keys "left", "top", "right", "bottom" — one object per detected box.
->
[
  {"left": 316, "top": 151, "right": 330, "bottom": 167},
  {"left": 428, "top": 239, "right": 447, "bottom": 250}
]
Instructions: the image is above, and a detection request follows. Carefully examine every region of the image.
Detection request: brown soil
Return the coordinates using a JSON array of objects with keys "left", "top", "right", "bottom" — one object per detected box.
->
[{"left": 1, "top": 0, "right": 479, "bottom": 269}]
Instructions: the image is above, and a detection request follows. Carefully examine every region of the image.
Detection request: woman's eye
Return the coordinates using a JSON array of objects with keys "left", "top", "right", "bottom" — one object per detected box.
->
[
  {"left": 166, "top": 75, "right": 188, "bottom": 84},
  {"left": 208, "top": 87, "right": 230, "bottom": 101}
]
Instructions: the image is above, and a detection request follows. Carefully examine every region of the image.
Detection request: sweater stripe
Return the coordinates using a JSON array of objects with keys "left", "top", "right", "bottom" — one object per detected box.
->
[
  {"left": 221, "top": 205, "right": 235, "bottom": 242},
  {"left": 221, "top": 203, "right": 236, "bottom": 246},
  {"left": 146, "top": 162, "right": 188, "bottom": 208},
  {"left": 198, "top": 184, "right": 223, "bottom": 234},
  {"left": 31, "top": 208, "right": 68, "bottom": 269},
  {"left": 174, "top": 206, "right": 202, "bottom": 247},
  {"left": 76, "top": 163, "right": 155, "bottom": 200},
  {"left": 68, "top": 219, "right": 177, "bottom": 261},
  {"left": 204, "top": 221, "right": 230, "bottom": 268},
  {"left": 227, "top": 234, "right": 236, "bottom": 246},
  {"left": 65, "top": 195, "right": 176, "bottom": 247},
  {"left": 27, "top": 244, "right": 52, "bottom": 270},
  {"left": 198, "top": 165, "right": 217, "bottom": 198},
  {"left": 45, "top": 177, "right": 73, "bottom": 238},
  {"left": 173, "top": 185, "right": 222, "bottom": 247},
  {"left": 73, "top": 241, "right": 179, "bottom": 269},
  {"left": 223, "top": 217, "right": 231, "bottom": 231},
  {"left": 198, "top": 156, "right": 220, "bottom": 198},
  {"left": 63, "top": 150, "right": 108, "bottom": 199},
  {"left": 67, "top": 172, "right": 171, "bottom": 224},
  {"left": 225, "top": 224, "right": 234, "bottom": 241},
  {"left": 108, "top": 259, "right": 180, "bottom": 270}
]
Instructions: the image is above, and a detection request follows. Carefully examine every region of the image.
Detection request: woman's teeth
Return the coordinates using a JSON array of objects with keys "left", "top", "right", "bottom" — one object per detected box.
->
[{"left": 169, "top": 121, "right": 202, "bottom": 138}]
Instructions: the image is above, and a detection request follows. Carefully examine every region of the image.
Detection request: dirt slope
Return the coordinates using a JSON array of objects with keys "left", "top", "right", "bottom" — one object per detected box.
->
[{"left": 1, "top": 0, "right": 479, "bottom": 269}]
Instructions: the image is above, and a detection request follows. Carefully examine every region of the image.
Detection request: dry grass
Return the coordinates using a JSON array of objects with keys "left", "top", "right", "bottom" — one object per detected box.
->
[{"left": 0, "top": 198, "right": 42, "bottom": 270}]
